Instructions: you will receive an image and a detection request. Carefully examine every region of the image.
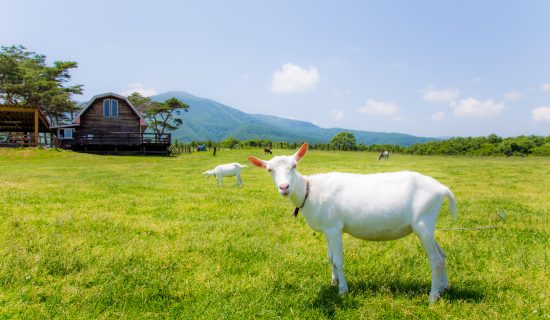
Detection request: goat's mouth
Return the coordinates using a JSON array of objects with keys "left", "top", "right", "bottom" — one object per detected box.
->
[{"left": 279, "top": 190, "right": 290, "bottom": 196}]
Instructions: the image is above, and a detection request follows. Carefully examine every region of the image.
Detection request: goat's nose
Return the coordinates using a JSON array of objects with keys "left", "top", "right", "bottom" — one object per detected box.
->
[{"left": 279, "top": 183, "right": 290, "bottom": 192}]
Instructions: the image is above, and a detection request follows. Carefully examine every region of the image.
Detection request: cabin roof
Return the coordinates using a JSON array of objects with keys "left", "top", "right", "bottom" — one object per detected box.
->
[{"left": 70, "top": 92, "right": 147, "bottom": 127}]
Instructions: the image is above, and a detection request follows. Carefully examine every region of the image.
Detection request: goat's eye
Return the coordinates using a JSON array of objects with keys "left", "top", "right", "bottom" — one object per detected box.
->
[
  {"left": 267, "top": 168, "right": 272, "bottom": 173},
  {"left": 291, "top": 164, "right": 296, "bottom": 169}
]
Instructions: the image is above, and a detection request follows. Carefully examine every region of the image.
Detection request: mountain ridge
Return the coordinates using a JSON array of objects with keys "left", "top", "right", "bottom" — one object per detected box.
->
[{"left": 151, "top": 91, "right": 437, "bottom": 145}]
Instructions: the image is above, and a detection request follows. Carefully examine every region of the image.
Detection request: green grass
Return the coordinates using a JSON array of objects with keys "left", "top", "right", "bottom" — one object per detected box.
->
[{"left": 0, "top": 148, "right": 548, "bottom": 319}]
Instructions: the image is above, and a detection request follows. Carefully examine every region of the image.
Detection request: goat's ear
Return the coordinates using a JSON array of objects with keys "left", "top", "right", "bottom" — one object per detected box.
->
[
  {"left": 248, "top": 156, "right": 267, "bottom": 168},
  {"left": 294, "top": 143, "right": 309, "bottom": 162}
]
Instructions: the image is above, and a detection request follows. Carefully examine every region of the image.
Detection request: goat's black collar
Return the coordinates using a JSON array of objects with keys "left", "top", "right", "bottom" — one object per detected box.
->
[{"left": 293, "top": 179, "right": 310, "bottom": 217}]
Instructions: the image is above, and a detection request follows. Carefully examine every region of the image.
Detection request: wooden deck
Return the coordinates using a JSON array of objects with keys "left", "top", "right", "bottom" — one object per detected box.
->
[
  {"left": 61, "top": 132, "right": 172, "bottom": 154},
  {"left": 0, "top": 133, "right": 54, "bottom": 148}
]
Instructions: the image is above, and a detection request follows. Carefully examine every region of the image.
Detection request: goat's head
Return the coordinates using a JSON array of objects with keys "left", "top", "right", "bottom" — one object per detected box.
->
[
  {"left": 248, "top": 143, "right": 308, "bottom": 197},
  {"left": 202, "top": 170, "right": 215, "bottom": 177}
]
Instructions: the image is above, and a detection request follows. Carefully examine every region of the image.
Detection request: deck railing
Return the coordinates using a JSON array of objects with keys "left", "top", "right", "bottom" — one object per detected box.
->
[
  {"left": 0, "top": 133, "right": 53, "bottom": 147},
  {"left": 71, "top": 132, "right": 171, "bottom": 145}
]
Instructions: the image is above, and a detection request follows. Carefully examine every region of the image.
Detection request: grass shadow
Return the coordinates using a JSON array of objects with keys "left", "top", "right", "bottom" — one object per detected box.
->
[
  {"left": 311, "top": 285, "right": 348, "bottom": 318},
  {"left": 350, "top": 278, "right": 486, "bottom": 303},
  {"left": 311, "top": 279, "right": 485, "bottom": 316},
  {"left": 444, "top": 285, "right": 486, "bottom": 303}
]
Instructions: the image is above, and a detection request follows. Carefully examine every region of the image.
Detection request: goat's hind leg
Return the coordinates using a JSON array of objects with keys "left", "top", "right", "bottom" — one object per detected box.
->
[
  {"left": 415, "top": 220, "right": 448, "bottom": 303},
  {"left": 435, "top": 242, "right": 449, "bottom": 292},
  {"left": 413, "top": 206, "right": 448, "bottom": 303}
]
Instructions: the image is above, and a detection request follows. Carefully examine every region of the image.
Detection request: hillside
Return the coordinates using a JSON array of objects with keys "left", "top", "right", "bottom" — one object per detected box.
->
[{"left": 152, "top": 91, "right": 436, "bottom": 145}]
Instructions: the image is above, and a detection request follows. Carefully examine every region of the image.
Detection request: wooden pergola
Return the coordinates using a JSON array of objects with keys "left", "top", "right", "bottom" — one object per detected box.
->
[{"left": 0, "top": 105, "right": 53, "bottom": 147}]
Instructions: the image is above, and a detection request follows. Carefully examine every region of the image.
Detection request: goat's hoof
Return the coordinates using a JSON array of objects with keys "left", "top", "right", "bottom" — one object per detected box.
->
[
  {"left": 331, "top": 278, "right": 339, "bottom": 286},
  {"left": 338, "top": 286, "right": 348, "bottom": 296},
  {"left": 428, "top": 293, "right": 440, "bottom": 304}
]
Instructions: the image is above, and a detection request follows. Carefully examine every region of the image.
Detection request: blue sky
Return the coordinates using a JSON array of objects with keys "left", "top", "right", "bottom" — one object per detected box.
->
[{"left": 2, "top": 0, "right": 550, "bottom": 137}]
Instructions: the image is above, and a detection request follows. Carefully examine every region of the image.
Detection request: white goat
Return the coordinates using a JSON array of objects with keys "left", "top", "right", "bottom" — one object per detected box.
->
[
  {"left": 248, "top": 143, "right": 457, "bottom": 303},
  {"left": 378, "top": 150, "right": 390, "bottom": 160},
  {"left": 202, "top": 163, "right": 245, "bottom": 187}
]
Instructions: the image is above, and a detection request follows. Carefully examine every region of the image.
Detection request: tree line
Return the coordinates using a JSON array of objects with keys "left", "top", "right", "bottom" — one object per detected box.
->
[{"left": 182, "top": 133, "right": 550, "bottom": 157}]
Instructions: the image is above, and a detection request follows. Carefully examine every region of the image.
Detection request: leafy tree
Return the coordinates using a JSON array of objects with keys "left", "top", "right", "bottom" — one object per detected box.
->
[
  {"left": 531, "top": 143, "right": 550, "bottom": 156},
  {"left": 0, "top": 45, "right": 82, "bottom": 125},
  {"left": 487, "top": 134, "right": 502, "bottom": 144},
  {"left": 127, "top": 92, "right": 153, "bottom": 114},
  {"left": 221, "top": 137, "right": 240, "bottom": 149},
  {"left": 128, "top": 92, "right": 190, "bottom": 135},
  {"left": 330, "top": 132, "right": 357, "bottom": 151}
]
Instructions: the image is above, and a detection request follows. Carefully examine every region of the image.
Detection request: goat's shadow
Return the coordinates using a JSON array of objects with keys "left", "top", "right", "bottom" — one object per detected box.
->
[{"left": 311, "top": 279, "right": 485, "bottom": 317}]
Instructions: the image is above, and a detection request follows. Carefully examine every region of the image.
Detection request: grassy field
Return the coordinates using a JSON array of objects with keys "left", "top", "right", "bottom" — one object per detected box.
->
[{"left": 0, "top": 148, "right": 548, "bottom": 319}]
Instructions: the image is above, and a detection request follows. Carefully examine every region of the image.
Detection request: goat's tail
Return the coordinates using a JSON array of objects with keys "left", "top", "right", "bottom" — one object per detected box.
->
[
  {"left": 446, "top": 188, "right": 458, "bottom": 221},
  {"left": 239, "top": 164, "right": 247, "bottom": 168}
]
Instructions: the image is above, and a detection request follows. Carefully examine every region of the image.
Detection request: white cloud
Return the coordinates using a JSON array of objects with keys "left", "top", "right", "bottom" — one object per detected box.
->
[
  {"left": 532, "top": 106, "right": 550, "bottom": 123},
  {"left": 330, "top": 109, "right": 345, "bottom": 121},
  {"left": 431, "top": 111, "right": 445, "bottom": 121},
  {"left": 541, "top": 83, "right": 550, "bottom": 91},
  {"left": 269, "top": 63, "right": 319, "bottom": 94},
  {"left": 451, "top": 98, "right": 505, "bottom": 118},
  {"left": 357, "top": 99, "right": 402, "bottom": 121},
  {"left": 422, "top": 85, "right": 460, "bottom": 102},
  {"left": 121, "top": 83, "right": 157, "bottom": 97},
  {"left": 503, "top": 90, "right": 523, "bottom": 101}
]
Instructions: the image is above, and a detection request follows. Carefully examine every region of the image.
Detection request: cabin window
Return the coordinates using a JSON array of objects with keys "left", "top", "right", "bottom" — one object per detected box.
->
[
  {"left": 58, "top": 128, "right": 74, "bottom": 139},
  {"left": 64, "top": 128, "right": 73, "bottom": 139},
  {"left": 103, "top": 99, "right": 110, "bottom": 117},
  {"left": 103, "top": 99, "right": 119, "bottom": 117},
  {"left": 111, "top": 99, "right": 119, "bottom": 117}
]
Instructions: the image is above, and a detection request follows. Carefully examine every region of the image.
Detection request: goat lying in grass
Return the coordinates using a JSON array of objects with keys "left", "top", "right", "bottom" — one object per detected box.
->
[
  {"left": 248, "top": 143, "right": 457, "bottom": 303},
  {"left": 202, "top": 163, "right": 245, "bottom": 187}
]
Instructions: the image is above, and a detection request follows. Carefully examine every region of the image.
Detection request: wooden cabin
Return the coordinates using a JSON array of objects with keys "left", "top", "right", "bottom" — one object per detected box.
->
[
  {"left": 0, "top": 105, "right": 54, "bottom": 147},
  {"left": 53, "top": 93, "right": 171, "bottom": 154}
]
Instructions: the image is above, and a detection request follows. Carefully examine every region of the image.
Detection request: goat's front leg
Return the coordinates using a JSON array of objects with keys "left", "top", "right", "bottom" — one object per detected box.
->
[
  {"left": 326, "top": 229, "right": 348, "bottom": 295},
  {"left": 326, "top": 238, "right": 339, "bottom": 286},
  {"left": 236, "top": 174, "right": 242, "bottom": 188}
]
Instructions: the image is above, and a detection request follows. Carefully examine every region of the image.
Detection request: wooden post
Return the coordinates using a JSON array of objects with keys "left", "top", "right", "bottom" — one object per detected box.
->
[{"left": 34, "top": 108, "right": 39, "bottom": 146}]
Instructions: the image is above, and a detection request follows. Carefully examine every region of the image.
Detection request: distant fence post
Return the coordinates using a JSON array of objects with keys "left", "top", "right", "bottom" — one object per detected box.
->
[{"left": 213, "top": 147, "right": 217, "bottom": 156}]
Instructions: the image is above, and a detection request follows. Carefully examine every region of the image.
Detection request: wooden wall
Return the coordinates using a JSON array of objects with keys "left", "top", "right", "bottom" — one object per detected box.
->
[{"left": 78, "top": 96, "right": 141, "bottom": 135}]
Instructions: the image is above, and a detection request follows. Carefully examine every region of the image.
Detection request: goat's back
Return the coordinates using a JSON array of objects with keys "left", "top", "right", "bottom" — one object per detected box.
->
[
  {"left": 303, "top": 171, "right": 451, "bottom": 240},
  {"left": 214, "top": 163, "right": 244, "bottom": 176}
]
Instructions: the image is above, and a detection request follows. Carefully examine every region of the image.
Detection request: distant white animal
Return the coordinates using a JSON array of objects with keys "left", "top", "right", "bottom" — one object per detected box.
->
[
  {"left": 378, "top": 150, "right": 390, "bottom": 160},
  {"left": 249, "top": 143, "right": 457, "bottom": 303},
  {"left": 202, "top": 163, "right": 246, "bottom": 187}
]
